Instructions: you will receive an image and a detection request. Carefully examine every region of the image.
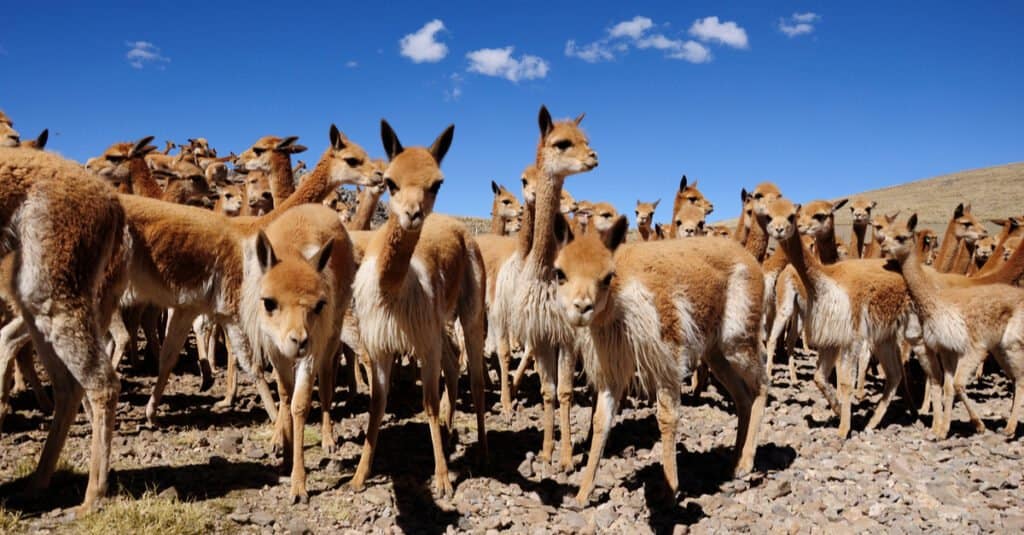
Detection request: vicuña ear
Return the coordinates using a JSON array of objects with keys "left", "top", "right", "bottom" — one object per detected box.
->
[
  {"left": 491, "top": 180, "right": 500, "bottom": 195},
  {"left": 132, "top": 136, "right": 156, "bottom": 157},
  {"left": 740, "top": 188, "right": 749, "bottom": 204},
  {"left": 655, "top": 223, "right": 665, "bottom": 240},
  {"left": 991, "top": 218, "right": 1008, "bottom": 227},
  {"left": 653, "top": 198, "right": 660, "bottom": 209},
  {"left": 310, "top": 239, "right": 334, "bottom": 273},
  {"left": 256, "top": 231, "right": 280, "bottom": 273},
  {"left": 538, "top": 105, "right": 554, "bottom": 138},
  {"left": 330, "top": 124, "right": 347, "bottom": 150},
  {"left": 832, "top": 198, "right": 848, "bottom": 212},
  {"left": 553, "top": 212, "right": 575, "bottom": 247},
  {"left": 429, "top": 124, "right": 455, "bottom": 165},
  {"left": 907, "top": 214, "right": 918, "bottom": 232},
  {"left": 679, "top": 175, "right": 688, "bottom": 192},
  {"left": 886, "top": 210, "right": 901, "bottom": 223},
  {"left": 953, "top": 203, "right": 964, "bottom": 219},
  {"left": 870, "top": 200, "right": 878, "bottom": 210},
  {"left": 602, "top": 215, "right": 629, "bottom": 252},
  {"left": 380, "top": 120, "right": 404, "bottom": 161},
  {"left": 573, "top": 112, "right": 586, "bottom": 125},
  {"left": 32, "top": 129, "right": 49, "bottom": 150}
]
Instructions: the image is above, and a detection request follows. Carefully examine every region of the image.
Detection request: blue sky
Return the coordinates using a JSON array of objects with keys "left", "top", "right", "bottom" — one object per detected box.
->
[{"left": 2, "top": 1, "right": 1022, "bottom": 220}]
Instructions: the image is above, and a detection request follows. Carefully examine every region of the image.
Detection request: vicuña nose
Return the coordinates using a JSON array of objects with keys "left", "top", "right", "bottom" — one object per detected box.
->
[
  {"left": 290, "top": 332, "right": 308, "bottom": 352},
  {"left": 574, "top": 300, "right": 593, "bottom": 315},
  {"left": 408, "top": 210, "right": 423, "bottom": 222},
  {"left": 262, "top": 191, "right": 273, "bottom": 200}
]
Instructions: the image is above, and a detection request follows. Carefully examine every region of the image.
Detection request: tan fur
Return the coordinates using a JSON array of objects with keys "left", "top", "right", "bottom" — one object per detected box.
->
[
  {"left": 0, "top": 146, "right": 125, "bottom": 514},
  {"left": 671, "top": 175, "right": 714, "bottom": 221},
  {"left": 671, "top": 203, "right": 707, "bottom": 238},
  {"left": 490, "top": 180, "right": 522, "bottom": 235},
  {"left": 746, "top": 182, "right": 783, "bottom": 262},
  {"left": 248, "top": 205, "right": 355, "bottom": 501},
  {"left": 554, "top": 218, "right": 766, "bottom": 504},
  {"left": 765, "top": 198, "right": 912, "bottom": 438},
  {"left": 882, "top": 216, "right": 1024, "bottom": 438},
  {"left": 934, "top": 203, "right": 967, "bottom": 272},
  {"left": 946, "top": 207, "right": 988, "bottom": 274},
  {"left": 635, "top": 199, "right": 660, "bottom": 241},
  {"left": 236, "top": 135, "right": 307, "bottom": 207},
  {"left": 846, "top": 198, "right": 877, "bottom": 258},
  {"left": 573, "top": 200, "right": 595, "bottom": 234},
  {"left": 590, "top": 201, "right": 619, "bottom": 233},
  {"left": 243, "top": 170, "right": 274, "bottom": 215},
  {"left": 351, "top": 181, "right": 386, "bottom": 231},
  {"left": 349, "top": 122, "right": 487, "bottom": 496},
  {"left": 215, "top": 183, "right": 246, "bottom": 217}
]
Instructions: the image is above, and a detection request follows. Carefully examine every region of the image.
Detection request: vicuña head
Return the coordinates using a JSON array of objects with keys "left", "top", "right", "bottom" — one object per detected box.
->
[
  {"left": 520, "top": 164, "right": 541, "bottom": 205},
  {"left": 560, "top": 189, "right": 578, "bottom": 214},
  {"left": 973, "top": 236, "right": 996, "bottom": 265},
  {"left": 552, "top": 215, "right": 628, "bottom": 327},
  {"left": 635, "top": 199, "right": 660, "bottom": 227},
  {"left": 591, "top": 202, "right": 619, "bottom": 233},
  {"left": 380, "top": 119, "right": 454, "bottom": 231},
  {"left": 797, "top": 199, "right": 847, "bottom": 238},
  {"left": 848, "top": 198, "right": 877, "bottom": 225},
  {"left": 871, "top": 210, "right": 902, "bottom": 244},
  {"left": 676, "top": 175, "right": 714, "bottom": 215},
  {"left": 491, "top": 180, "right": 522, "bottom": 221},
  {"left": 238, "top": 135, "right": 307, "bottom": 171},
  {"left": 673, "top": 203, "right": 707, "bottom": 238},
  {"left": 0, "top": 117, "right": 19, "bottom": 147},
  {"left": 254, "top": 230, "right": 334, "bottom": 359},
  {"left": 952, "top": 204, "right": 988, "bottom": 243},
  {"left": 89, "top": 136, "right": 158, "bottom": 191},
  {"left": 879, "top": 214, "right": 920, "bottom": 261},
  {"left": 536, "top": 105, "right": 598, "bottom": 178},
  {"left": 763, "top": 198, "right": 800, "bottom": 241},
  {"left": 750, "top": 182, "right": 783, "bottom": 217}
]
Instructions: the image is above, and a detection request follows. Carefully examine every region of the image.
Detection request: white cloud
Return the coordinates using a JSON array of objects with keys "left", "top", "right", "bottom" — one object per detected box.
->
[
  {"left": 689, "top": 16, "right": 749, "bottom": 49},
  {"left": 565, "top": 14, "right": 742, "bottom": 65},
  {"left": 608, "top": 16, "right": 653, "bottom": 39},
  {"left": 466, "top": 47, "right": 549, "bottom": 82},
  {"left": 779, "top": 12, "right": 821, "bottom": 37},
  {"left": 399, "top": 19, "right": 448, "bottom": 63},
  {"left": 444, "top": 73, "right": 464, "bottom": 101},
  {"left": 345, "top": 60, "right": 359, "bottom": 68},
  {"left": 564, "top": 39, "right": 614, "bottom": 63},
  {"left": 125, "top": 41, "right": 170, "bottom": 69}
]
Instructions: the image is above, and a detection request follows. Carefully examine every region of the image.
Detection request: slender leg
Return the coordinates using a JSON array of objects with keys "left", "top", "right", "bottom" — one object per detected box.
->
[
  {"left": 423, "top": 344, "right": 454, "bottom": 496},
  {"left": 510, "top": 344, "right": 533, "bottom": 399},
  {"left": 497, "top": 336, "right": 513, "bottom": 423},
  {"left": 350, "top": 352, "right": 394, "bottom": 490},
  {"left": 765, "top": 291, "right": 794, "bottom": 383},
  {"left": 145, "top": 308, "right": 198, "bottom": 425},
  {"left": 212, "top": 340, "right": 238, "bottom": 411},
  {"left": 656, "top": 386, "right": 680, "bottom": 494},
  {"left": 866, "top": 340, "right": 903, "bottom": 430},
  {"left": 813, "top": 347, "right": 841, "bottom": 416},
  {"left": 290, "top": 356, "right": 314, "bottom": 503},
  {"left": 835, "top": 349, "right": 856, "bottom": 439},
  {"left": 953, "top": 349, "right": 987, "bottom": 434},
  {"left": 854, "top": 340, "right": 872, "bottom": 400},
  {"left": 575, "top": 387, "right": 617, "bottom": 505},
  {"left": 556, "top": 347, "right": 576, "bottom": 472},
  {"left": 533, "top": 342, "right": 558, "bottom": 463},
  {"left": 317, "top": 340, "right": 341, "bottom": 454},
  {"left": 17, "top": 345, "right": 52, "bottom": 413}
]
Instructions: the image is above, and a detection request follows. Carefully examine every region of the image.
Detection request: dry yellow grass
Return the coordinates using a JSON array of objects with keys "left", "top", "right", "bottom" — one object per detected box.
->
[{"left": 64, "top": 490, "right": 216, "bottom": 535}]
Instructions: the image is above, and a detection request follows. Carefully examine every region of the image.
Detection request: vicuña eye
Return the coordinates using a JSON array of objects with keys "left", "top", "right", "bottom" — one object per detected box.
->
[
  {"left": 429, "top": 180, "right": 443, "bottom": 194},
  {"left": 601, "top": 273, "right": 615, "bottom": 287},
  {"left": 553, "top": 140, "right": 572, "bottom": 151},
  {"left": 344, "top": 157, "right": 361, "bottom": 167},
  {"left": 262, "top": 298, "right": 278, "bottom": 313},
  {"left": 554, "top": 268, "right": 567, "bottom": 285},
  {"left": 252, "top": 147, "right": 266, "bottom": 155},
  {"left": 313, "top": 300, "right": 326, "bottom": 314},
  {"left": 385, "top": 178, "right": 398, "bottom": 194}
]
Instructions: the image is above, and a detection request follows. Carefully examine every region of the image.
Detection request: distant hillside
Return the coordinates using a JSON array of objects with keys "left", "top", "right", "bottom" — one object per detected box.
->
[{"left": 716, "top": 162, "right": 1024, "bottom": 242}]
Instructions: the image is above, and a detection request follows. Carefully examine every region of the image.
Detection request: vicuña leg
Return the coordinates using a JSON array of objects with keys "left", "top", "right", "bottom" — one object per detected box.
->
[
  {"left": 350, "top": 352, "right": 394, "bottom": 491},
  {"left": 145, "top": 308, "right": 198, "bottom": 425}
]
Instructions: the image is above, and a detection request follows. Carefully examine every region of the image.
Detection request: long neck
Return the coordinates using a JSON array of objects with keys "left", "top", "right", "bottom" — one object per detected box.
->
[
  {"left": 638, "top": 223, "right": 651, "bottom": 241},
  {"left": 527, "top": 172, "right": 565, "bottom": 270},
  {"left": 949, "top": 240, "right": 974, "bottom": 274},
  {"left": 490, "top": 201, "right": 505, "bottom": 235},
  {"left": 746, "top": 216, "right": 770, "bottom": 262},
  {"left": 352, "top": 188, "right": 382, "bottom": 231},
  {"left": 815, "top": 222, "right": 840, "bottom": 265},
  {"left": 896, "top": 247, "right": 942, "bottom": 318},
  {"left": 778, "top": 228, "right": 824, "bottom": 298},
  {"left": 517, "top": 200, "right": 536, "bottom": 259},
  {"left": 934, "top": 218, "right": 960, "bottom": 271},
  {"left": 762, "top": 246, "right": 790, "bottom": 275},
  {"left": 268, "top": 151, "right": 335, "bottom": 218},
  {"left": 373, "top": 216, "right": 421, "bottom": 292},
  {"left": 735, "top": 210, "right": 749, "bottom": 244},
  {"left": 269, "top": 152, "right": 296, "bottom": 206},
  {"left": 851, "top": 222, "right": 867, "bottom": 258},
  {"left": 129, "top": 157, "right": 164, "bottom": 199},
  {"left": 976, "top": 238, "right": 1024, "bottom": 285}
]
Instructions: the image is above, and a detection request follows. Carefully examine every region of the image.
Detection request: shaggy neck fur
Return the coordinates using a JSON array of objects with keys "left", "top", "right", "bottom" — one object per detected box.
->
[
  {"left": 129, "top": 156, "right": 165, "bottom": 199},
  {"left": 371, "top": 215, "right": 421, "bottom": 293},
  {"left": 934, "top": 217, "right": 961, "bottom": 272},
  {"left": 528, "top": 173, "right": 566, "bottom": 272},
  {"left": 778, "top": 228, "right": 825, "bottom": 300},
  {"left": 269, "top": 151, "right": 296, "bottom": 206},
  {"left": 269, "top": 150, "right": 337, "bottom": 217},
  {"left": 517, "top": 200, "right": 536, "bottom": 260},
  {"left": 638, "top": 222, "right": 652, "bottom": 241},
  {"left": 850, "top": 221, "right": 868, "bottom": 258},
  {"left": 746, "top": 217, "right": 770, "bottom": 262},
  {"left": 352, "top": 187, "right": 383, "bottom": 231},
  {"left": 815, "top": 223, "right": 841, "bottom": 265},
  {"left": 894, "top": 246, "right": 943, "bottom": 320},
  {"left": 948, "top": 239, "right": 976, "bottom": 274}
]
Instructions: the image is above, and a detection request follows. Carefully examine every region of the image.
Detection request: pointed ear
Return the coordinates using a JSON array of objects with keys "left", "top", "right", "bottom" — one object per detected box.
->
[
  {"left": 832, "top": 198, "right": 848, "bottom": 212},
  {"left": 380, "top": 120, "right": 404, "bottom": 161},
  {"left": 907, "top": 214, "right": 918, "bottom": 232},
  {"left": 679, "top": 175, "right": 688, "bottom": 192},
  {"left": 277, "top": 136, "right": 306, "bottom": 154},
  {"left": 491, "top": 180, "right": 500, "bottom": 195},
  {"left": 870, "top": 200, "right": 878, "bottom": 210},
  {"left": 132, "top": 136, "right": 156, "bottom": 157},
  {"left": 653, "top": 198, "right": 660, "bottom": 209},
  {"left": 964, "top": 203, "right": 973, "bottom": 214},
  {"left": 256, "top": 230, "right": 279, "bottom": 273},
  {"left": 553, "top": 213, "right": 574, "bottom": 247},
  {"left": 573, "top": 112, "right": 585, "bottom": 125},
  {"left": 886, "top": 210, "right": 901, "bottom": 223},
  {"left": 602, "top": 215, "right": 629, "bottom": 252},
  {"left": 310, "top": 240, "right": 334, "bottom": 273},
  {"left": 655, "top": 223, "right": 665, "bottom": 240},
  {"left": 991, "top": 218, "right": 1008, "bottom": 227},
  {"left": 1011, "top": 217, "right": 1022, "bottom": 229},
  {"left": 33, "top": 129, "right": 49, "bottom": 149},
  {"left": 429, "top": 124, "right": 455, "bottom": 165},
  {"left": 538, "top": 105, "right": 554, "bottom": 138},
  {"left": 330, "top": 124, "right": 348, "bottom": 150},
  {"left": 286, "top": 144, "right": 307, "bottom": 154},
  {"left": 953, "top": 203, "right": 964, "bottom": 219},
  {"left": 740, "top": 188, "right": 749, "bottom": 203},
  {"left": 793, "top": 203, "right": 802, "bottom": 214}
]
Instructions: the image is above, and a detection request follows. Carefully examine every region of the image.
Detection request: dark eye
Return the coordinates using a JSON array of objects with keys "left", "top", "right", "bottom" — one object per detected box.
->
[
  {"left": 675, "top": 220, "right": 682, "bottom": 226},
  {"left": 224, "top": 193, "right": 234, "bottom": 199},
  {"left": 788, "top": 214, "right": 796, "bottom": 222},
  {"left": 106, "top": 155, "right": 126, "bottom": 162},
  {"left": 344, "top": 157, "right": 361, "bottom": 168},
  {"left": 429, "top": 180, "right": 443, "bottom": 194},
  {"left": 313, "top": 300, "right": 326, "bottom": 315},
  {"left": 554, "top": 268, "right": 567, "bottom": 285},
  {"left": 813, "top": 214, "right": 827, "bottom": 221},
  {"left": 501, "top": 199, "right": 511, "bottom": 205},
  {"left": 252, "top": 147, "right": 266, "bottom": 155},
  {"left": 385, "top": 178, "right": 398, "bottom": 194},
  {"left": 521, "top": 178, "right": 528, "bottom": 187},
  {"left": 601, "top": 273, "right": 615, "bottom": 287},
  {"left": 635, "top": 211, "right": 640, "bottom": 216},
  {"left": 553, "top": 140, "right": 572, "bottom": 151},
  {"left": 688, "top": 197, "right": 697, "bottom": 204},
  {"left": 754, "top": 193, "right": 764, "bottom": 200},
  {"left": 262, "top": 298, "right": 277, "bottom": 313},
  {"left": 697, "top": 221, "right": 705, "bottom": 229}
]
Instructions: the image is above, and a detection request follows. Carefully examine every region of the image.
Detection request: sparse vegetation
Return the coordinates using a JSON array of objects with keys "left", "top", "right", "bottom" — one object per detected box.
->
[{"left": 66, "top": 490, "right": 215, "bottom": 535}]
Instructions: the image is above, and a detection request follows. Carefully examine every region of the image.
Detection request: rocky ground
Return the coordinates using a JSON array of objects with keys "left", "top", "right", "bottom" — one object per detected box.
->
[{"left": 2, "top": 349, "right": 1023, "bottom": 534}]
